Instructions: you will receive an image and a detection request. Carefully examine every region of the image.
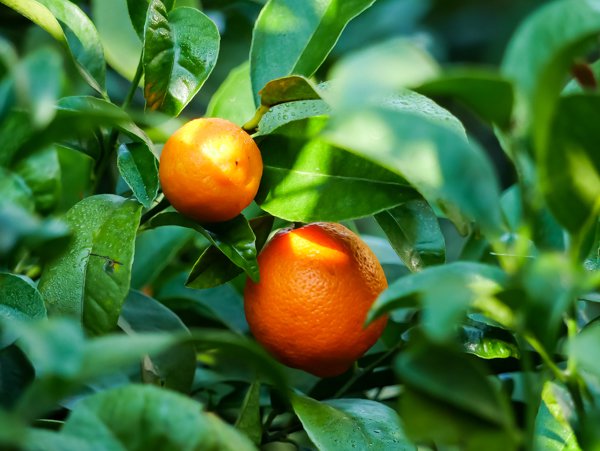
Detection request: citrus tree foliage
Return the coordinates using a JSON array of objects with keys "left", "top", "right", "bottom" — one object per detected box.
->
[{"left": 0, "top": 0, "right": 599, "bottom": 450}]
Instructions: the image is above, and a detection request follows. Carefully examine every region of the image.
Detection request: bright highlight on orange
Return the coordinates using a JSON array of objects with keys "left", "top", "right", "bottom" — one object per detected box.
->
[{"left": 159, "top": 118, "right": 263, "bottom": 223}]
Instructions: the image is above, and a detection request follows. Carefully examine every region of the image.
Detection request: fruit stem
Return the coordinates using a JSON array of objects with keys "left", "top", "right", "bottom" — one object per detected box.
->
[{"left": 242, "top": 105, "right": 270, "bottom": 133}]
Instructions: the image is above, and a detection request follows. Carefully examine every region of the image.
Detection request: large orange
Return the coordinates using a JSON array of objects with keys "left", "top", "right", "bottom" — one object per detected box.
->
[
  {"left": 244, "top": 223, "right": 388, "bottom": 377},
  {"left": 159, "top": 118, "right": 263, "bottom": 223}
]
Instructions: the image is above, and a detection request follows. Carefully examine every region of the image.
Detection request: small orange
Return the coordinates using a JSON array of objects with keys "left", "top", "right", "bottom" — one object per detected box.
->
[
  {"left": 159, "top": 118, "right": 263, "bottom": 223},
  {"left": 244, "top": 223, "right": 388, "bottom": 377}
]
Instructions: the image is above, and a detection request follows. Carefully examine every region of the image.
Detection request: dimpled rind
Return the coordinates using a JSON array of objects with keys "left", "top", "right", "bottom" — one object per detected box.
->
[
  {"left": 244, "top": 222, "right": 388, "bottom": 377},
  {"left": 159, "top": 118, "right": 263, "bottom": 223}
]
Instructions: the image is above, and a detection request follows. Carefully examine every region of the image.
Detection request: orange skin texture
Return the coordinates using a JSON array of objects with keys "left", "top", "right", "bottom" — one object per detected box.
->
[
  {"left": 244, "top": 223, "right": 388, "bottom": 378},
  {"left": 159, "top": 118, "right": 263, "bottom": 223}
]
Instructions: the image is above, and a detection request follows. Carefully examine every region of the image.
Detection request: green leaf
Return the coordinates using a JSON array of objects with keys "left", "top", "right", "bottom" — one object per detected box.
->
[
  {"left": 325, "top": 38, "right": 439, "bottom": 110},
  {"left": 131, "top": 226, "right": 193, "bottom": 289},
  {"left": 14, "top": 146, "right": 61, "bottom": 214},
  {"left": 15, "top": 47, "right": 62, "bottom": 128},
  {"left": 458, "top": 321, "right": 520, "bottom": 360},
  {"left": 61, "top": 385, "right": 256, "bottom": 451},
  {"left": 148, "top": 212, "right": 259, "bottom": 282},
  {"left": 0, "top": 273, "right": 46, "bottom": 321},
  {"left": 256, "top": 99, "right": 331, "bottom": 137},
  {"left": 258, "top": 75, "right": 321, "bottom": 107},
  {"left": 0, "top": 345, "right": 34, "bottom": 409},
  {"left": 92, "top": 0, "right": 142, "bottom": 81},
  {"left": 501, "top": 0, "right": 600, "bottom": 147},
  {"left": 396, "top": 338, "right": 515, "bottom": 431},
  {"left": 55, "top": 96, "right": 154, "bottom": 149},
  {"left": 416, "top": 69, "right": 515, "bottom": 129},
  {"left": 0, "top": 167, "right": 34, "bottom": 212},
  {"left": 375, "top": 199, "right": 445, "bottom": 272},
  {"left": 127, "top": 0, "right": 175, "bottom": 38},
  {"left": 400, "top": 389, "right": 518, "bottom": 451},
  {"left": 157, "top": 272, "right": 248, "bottom": 333},
  {"left": 206, "top": 62, "right": 255, "bottom": 127},
  {"left": 35, "top": 0, "right": 106, "bottom": 93},
  {"left": 120, "top": 290, "right": 195, "bottom": 393},
  {"left": 256, "top": 117, "right": 418, "bottom": 222},
  {"left": 250, "top": 0, "right": 375, "bottom": 105},
  {"left": 324, "top": 106, "right": 504, "bottom": 237},
  {"left": 6, "top": 318, "right": 180, "bottom": 420},
  {"left": 0, "top": 204, "right": 70, "bottom": 259},
  {"left": 116, "top": 143, "right": 159, "bottom": 209},
  {"left": 534, "top": 381, "right": 581, "bottom": 451},
  {"left": 143, "top": 4, "right": 219, "bottom": 116},
  {"left": 542, "top": 93, "right": 600, "bottom": 236},
  {"left": 186, "top": 216, "right": 273, "bottom": 289},
  {"left": 38, "top": 195, "right": 142, "bottom": 335},
  {"left": 368, "top": 262, "right": 508, "bottom": 341},
  {"left": 235, "top": 380, "right": 262, "bottom": 445},
  {"left": 519, "top": 253, "right": 584, "bottom": 349},
  {"left": 291, "top": 393, "right": 415, "bottom": 450},
  {"left": 570, "top": 320, "right": 600, "bottom": 378},
  {"left": 0, "top": 0, "right": 65, "bottom": 43}
]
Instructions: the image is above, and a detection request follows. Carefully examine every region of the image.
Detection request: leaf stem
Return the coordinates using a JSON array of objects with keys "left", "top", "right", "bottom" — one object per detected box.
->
[{"left": 242, "top": 105, "right": 270, "bottom": 133}]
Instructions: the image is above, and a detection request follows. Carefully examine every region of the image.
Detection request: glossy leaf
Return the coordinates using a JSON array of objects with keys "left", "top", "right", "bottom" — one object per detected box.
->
[
  {"left": 250, "top": 0, "right": 375, "bottom": 104},
  {"left": 206, "top": 62, "right": 255, "bottom": 127},
  {"left": 120, "top": 290, "right": 195, "bottom": 393},
  {"left": 14, "top": 146, "right": 61, "bottom": 214},
  {"left": 0, "top": 273, "right": 46, "bottom": 321},
  {"left": 542, "top": 94, "right": 600, "bottom": 236},
  {"left": 324, "top": 106, "right": 504, "bottom": 237},
  {"left": 256, "top": 99, "right": 331, "bottom": 136},
  {"left": 143, "top": 4, "right": 219, "bottom": 116},
  {"left": 131, "top": 226, "right": 193, "bottom": 289},
  {"left": 368, "top": 262, "right": 508, "bottom": 340},
  {"left": 127, "top": 0, "right": 175, "bottom": 38},
  {"left": 116, "top": 143, "right": 159, "bottom": 209},
  {"left": 256, "top": 117, "right": 418, "bottom": 222},
  {"left": 258, "top": 75, "right": 321, "bottom": 107},
  {"left": 61, "top": 385, "right": 256, "bottom": 451},
  {"left": 235, "top": 380, "right": 262, "bottom": 445},
  {"left": 534, "top": 381, "right": 581, "bottom": 451},
  {"left": 36, "top": 0, "right": 106, "bottom": 93},
  {"left": 147, "top": 212, "right": 259, "bottom": 282},
  {"left": 291, "top": 393, "right": 415, "bottom": 450},
  {"left": 38, "top": 195, "right": 142, "bottom": 335},
  {"left": 416, "top": 70, "right": 514, "bottom": 129},
  {"left": 375, "top": 199, "right": 445, "bottom": 272},
  {"left": 186, "top": 216, "right": 273, "bottom": 289},
  {"left": 157, "top": 272, "right": 248, "bottom": 333},
  {"left": 92, "top": 0, "right": 141, "bottom": 81},
  {"left": 459, "top": 322, "right": 519, "bottom": 360}
]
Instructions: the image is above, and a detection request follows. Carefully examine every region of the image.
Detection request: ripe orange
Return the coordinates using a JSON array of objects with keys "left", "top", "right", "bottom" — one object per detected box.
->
[
  {"left": 244, "top": 223, "right": 388, "bottom": 377},
  {"left": 159, "top": 118, "right": 263, "bottom": 223}
]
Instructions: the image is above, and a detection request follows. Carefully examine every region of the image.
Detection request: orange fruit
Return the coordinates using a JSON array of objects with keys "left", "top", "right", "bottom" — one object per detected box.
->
[
  {"left": 244, "top": 222, "right": 388, "bottom": 377},
  {"left": 159, "top": 118, "right": 263, "bottom": 223}
]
